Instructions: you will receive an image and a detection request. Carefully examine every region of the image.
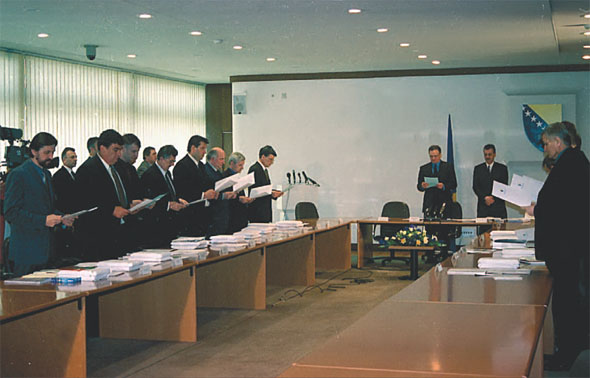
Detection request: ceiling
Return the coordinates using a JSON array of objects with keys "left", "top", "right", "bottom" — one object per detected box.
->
[{"left": 1, "top": 0, "right": 589, "bottom": 84}]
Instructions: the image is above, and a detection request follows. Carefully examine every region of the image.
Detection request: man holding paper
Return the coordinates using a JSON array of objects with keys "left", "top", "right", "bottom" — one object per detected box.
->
[
  {"left": 204, "top": 147, "right": 237, "bottom": 236},
  {"left": 472, "top": 144, "right": 508, "bottom": 219},
  {"left": 225, "top": 152, "right": 254, "bottom": 233},
  {"left": 417, "top": 145, "right": 457, "bottom": 217},
  {"left": 248, "top": 145, "right": 284, "bottom": 223}
]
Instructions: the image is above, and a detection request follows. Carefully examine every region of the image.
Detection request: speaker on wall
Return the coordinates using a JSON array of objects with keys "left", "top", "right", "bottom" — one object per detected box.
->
[{"left": 233, "top": 94, "right": 247, "bottom": 115}]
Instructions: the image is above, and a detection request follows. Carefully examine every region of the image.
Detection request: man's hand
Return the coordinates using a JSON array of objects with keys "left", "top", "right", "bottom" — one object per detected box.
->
[
  {"left": 45, "top": 214, "right": 62, "bottom": 227},
  {"left": 436, "top": 183, "right": 444, "bottom": 190},
  {"left": 223, "top": 191, "right": 237, "bottom": 200},
  {"left": 521, "top": 202, "right": 536, "bottom": 216},
  {"left": 421, "top": 182, "right": 429, "bottom": 189},
  {"left": 129, "top": 199, "right": 145, "bottom": 214},
  {"left": 169, "top": 201, "right": 187, "bottom": 212},
  {"left": 484, "top": 196, "right": 495, "bottom": 206},
  {"left": 239, "top": 196, "right": 254, "bottom": 204},
  {"left": 62, "top": 215, "right": 77, "bottom": 227},
  {"left": 271, "top": 190, "right": 284, "bottom": 199},
  {"left": 204, "top": 189, "right": 218, "bottom": 200},
  {"left": 113, "top": 206, "right": 130, "bottom": 219}
]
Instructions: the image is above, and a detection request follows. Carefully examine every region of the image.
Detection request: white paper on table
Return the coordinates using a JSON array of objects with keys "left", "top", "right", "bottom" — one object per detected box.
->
[
  {"left": 129, "top": 193, "right": 167, "bottom": 212},
  {"left": 63, "top": 206, "right": 98, "bottom": 220},
  {"left": 233, "top": 173, "right": 255, "bottom": 192},
  {"left": 424, "top": 177, "right": 439, "bottom": 188},
  {"left": 492, "top": 181, "right": 531, "bottom": 207},
  {"left": 215, "top": 172, "right": 240, "bottom": 192},
  {"left": 250, "top": 185, "right": 272, "bottom": 199}
]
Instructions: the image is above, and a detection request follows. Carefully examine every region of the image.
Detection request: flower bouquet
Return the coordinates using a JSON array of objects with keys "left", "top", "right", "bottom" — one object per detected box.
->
[{"left": 380, "top": 226, "right": 443, "bottom": 248}]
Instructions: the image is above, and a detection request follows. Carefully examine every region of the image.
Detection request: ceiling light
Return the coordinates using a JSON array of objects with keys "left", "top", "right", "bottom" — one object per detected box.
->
[
  {"left": 190, "top": 31, "right": 202, "bottom": 36},
  {"left": 348, "top": 8, "right": 361, "bottom": 14},
  {"left": 584, "top": 13, "right": 590, "bottom": 19},
  {"left": 432, "top": 60, "right": 441, "bottom": 65},
  {"left": 377, "top": 28, "right": 388, "bottom": 33},
  {"left": 127, "top": 54, "right": 136, "bottom": 59},
  {"left": 584, "top": 31, "right": 590, "bottom": 36},
  {"left": 233, "top": 45, "right": 243, "bottom": 50},
  {"left": 583, "top": 55, "right": 590, "bottom": 60},
  {"left": 418, "top": 54, "right": 427, "bottom": 59},
  {"left": 37, "top": 33, "right": 49, "bottom": 38},
  {"left": 584, "top": 45, "right": 590, "bottom": 49},
  {"left": 400, "top": 43, "right": 410, "bottom": 47},
  {"left": 266, "top": 57, "right": 276, "bottom": 62},
  {"left": 138, "top": 13, "right": 152, "bottom": 19}
]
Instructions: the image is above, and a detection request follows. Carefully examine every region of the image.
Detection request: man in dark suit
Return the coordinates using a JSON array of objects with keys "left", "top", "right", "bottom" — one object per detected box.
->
[
  {"left": 137, "top": 146, "right": 156, "bottom": 178},
  {"left": 84, "top": 136, "right": 98, "bottom": 164},
  {"left": 76, "top": 129, "right": 141, "bottom": 261},
  {"left": 203, "top": 147, "right": 237, "bottom": 236},
  {"left": 526, "top": 123, "right": 589, "bottom": 370},
  {"left": 4, "top": 132, "right": 75, "bottom": 276},
  {"left": 52, "top": 147, "right": 79, "bottom": 261},
  {"left": 248, "top": 145, "right": 283, "bottom": 223},
  {"left": 225, "top": 152, "right": 254, "bottom": 233},
  {"left": 173, "top": 135, "right": 218, "bottom": 236},
  {"left": 472, "top": 144, "right": 508, "bottom": 220},
  {"left": 140, "top": 145, "right": 188, "bottom": 247},
  {"left": 417, "top": 145, "right": 457, "bottom": 217}
]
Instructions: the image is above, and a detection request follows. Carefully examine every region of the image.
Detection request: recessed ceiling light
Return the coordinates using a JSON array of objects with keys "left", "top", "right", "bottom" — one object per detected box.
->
[
  {"left": 418, "top": 54, "right": 427, "bottom": 59},
  {"left": 432, "top": 60, "right": 441, "bottom": 65},
  {"left": 584, "top": 13, "right": 590, "bottom": 19},
  {"left": 377, "top": 28, "right": 388, "bottom": 33},
  {"left": 583, "top": 55, "right": 590, "bottom": 60},
  {"left": 584, "top": 31, "right": 590, "bottom": 36},
  {"left": 37, "top": 33, "right": 49, "bottom": 38},
  {"left": 584, "top": 45, "right": 590, "bottom": 49},
  {"left": 190, "top": 31, "right": 202, "bottom": 36},
  {"left": 127, "top": 54, "right": 136, "bottom": 59},
  {"left": 233, "top": 45, "right": 243, "bottom": 50},
  {"left": 400, "top": 42, "right": 410, "bottom": 47},
  {"left": 138, "top": 13, "right": 152, "bottom": 19},
  {"left": 266, "top": 57, "right": 276, "bottom": 62},
  {"left": 348, "top": 8, "right": 361, "bottom": 14}
]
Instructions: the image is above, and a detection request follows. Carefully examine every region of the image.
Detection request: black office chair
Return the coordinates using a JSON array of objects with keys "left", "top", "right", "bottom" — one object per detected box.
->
[
  {"left": 431, "top": 201, "right": 463, "bottom": 261},
  {"left": 373, "top": 201, "right": 410, "bottom": 266},
  {"left": 295, "top": 202, "right": 319, "bottom": 220}
]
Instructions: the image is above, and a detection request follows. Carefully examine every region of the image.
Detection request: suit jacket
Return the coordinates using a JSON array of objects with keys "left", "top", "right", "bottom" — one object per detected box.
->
[
  {"left": 140, "top": 163, "right": 179, "bottom": 247},
  {"left": 52, "top": 166, "right": 79, "bottom": 214},
  {"left": 173, "top": 154, "right": 213, "bottom": 236},
  {"left": 472, "top": 162, "right": 508, "bottom": 218},
  {"left": 224, "top": 168, "right": 248, "bottom": 233},
  {"left": 204, "top": 163, "right": 231, "bottom": 236},
  {"left": 248, "top": 161, "right": 273, "bottom": 223},
  {"left": 535, "top": 147, "right": 589, "bottom": 278},
  {"left": 115, "top": 159, "right": 142, "bottom": 201},
  {"left": 417, "top": 161, "right": 457, "bottom": 214},
  {"left": 4, "top": 159, "right": 56, "bottom": 269},
  {"left": 137, "top": 160, "right": 152, "bottom": 178}
]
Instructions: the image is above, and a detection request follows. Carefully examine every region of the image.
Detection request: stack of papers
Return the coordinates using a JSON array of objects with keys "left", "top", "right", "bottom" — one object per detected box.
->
[
  {"left": 58, "top": 267, "right": 110, "bottom": 281},
  {"left": 495, "top": 248, "right": 535, "bottom": 258},
  {"left": 129, "top": 250, "right": 173, "bottom": 262},
  {"left": 275, "top": 221, "right": 305, "bottom": 236},
  {"left": 172, "top": 249, "right": 209, "bottom": 261},
  {"left": 4, "top": 276, "right": 53, "bottom": 285},
  {"left": 477, "top": 257, "right": 520, "bottom": 269},
  {"left": 57, "top": 280, "right": 113, "bottom": 291},
  {"left": 97, "top": 259, "right": 143, "bottom": 272},
  {"left": 209, "top": 235, "right": 248, "bottom": 253},
  {"left": 171, "top": 237, "right": 209, "bottom": 249},
  {"left": 233, "top": 230, "right": 263, "bottom": 245}
]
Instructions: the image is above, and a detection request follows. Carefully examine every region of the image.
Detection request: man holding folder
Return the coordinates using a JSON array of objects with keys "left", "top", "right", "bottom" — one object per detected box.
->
[{"left": 248, "top": 145, "right": 283, "bottom": 223}]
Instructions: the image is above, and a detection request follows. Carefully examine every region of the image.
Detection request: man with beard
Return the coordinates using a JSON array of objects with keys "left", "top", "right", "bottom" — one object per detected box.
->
[{"left": 4, "top": 132, "right": 75, "bottom": 276}]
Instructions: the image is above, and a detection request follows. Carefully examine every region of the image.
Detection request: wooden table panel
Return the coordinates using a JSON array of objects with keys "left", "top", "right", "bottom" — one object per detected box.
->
[
  {"left": 266, "top": 234, "right": 315, "bottom": 286},
  {"left": 315, "top": 223, "right": 351, "bottom": 270}
]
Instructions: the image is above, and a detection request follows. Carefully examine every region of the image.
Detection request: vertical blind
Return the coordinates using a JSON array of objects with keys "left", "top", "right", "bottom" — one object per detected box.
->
[{"left": 1, "top": 50, "right": 205, "bottom": 165}]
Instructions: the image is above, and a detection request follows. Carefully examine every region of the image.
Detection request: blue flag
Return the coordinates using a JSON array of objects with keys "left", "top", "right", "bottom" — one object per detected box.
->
[
  {"left": 522, "top": 104, "right": 548, "bottom": 152},
  {"left": 446, "top": 114, "right": 456, "bottom": 199}
]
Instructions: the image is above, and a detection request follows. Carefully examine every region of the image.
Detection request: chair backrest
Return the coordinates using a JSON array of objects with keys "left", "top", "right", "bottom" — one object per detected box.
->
[
  {"left": 380, "top": 201, "right": 410, "bottom": 237},
  {"left": 295, "top": 202, "right": 319, "bottom": 220}
]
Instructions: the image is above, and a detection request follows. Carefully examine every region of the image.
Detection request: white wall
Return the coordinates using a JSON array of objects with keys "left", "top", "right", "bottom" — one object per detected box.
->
[{"left": 233, "top": 72, "right": 589, "bottom": 221}]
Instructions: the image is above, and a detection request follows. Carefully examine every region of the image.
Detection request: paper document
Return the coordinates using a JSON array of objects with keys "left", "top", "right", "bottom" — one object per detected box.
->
[
  {"left": 129, "top": 193, "right": 167, "bottom": 212},
  {"left": 250, "top": 185, "right": 272, "bottom": 199},
  {"left": 233, "top": 173, "right": 255, "bottom": 192},
  {"left": 215, "top": 172, "right": 240, "bottom": 192},
  {"left": 424, "top": 177, "right": 439, "bottom": 188},
  {"left": 188, "top": 198, "right": 207, "bottom": 206},
  {"left": 63, "top": 206, "right": 98, "bottom": 220},
  {"left": 492, "top": 174, "right": 543, "bottom": 207}
]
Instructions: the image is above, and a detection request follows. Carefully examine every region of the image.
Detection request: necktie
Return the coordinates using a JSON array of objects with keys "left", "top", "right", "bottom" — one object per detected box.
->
[
  {"left": 110, "top": 166, "right": 128, "bottom": 208},
  {"left": 70, "top": 170, "right": 76, "bottom": 181},
  {"left": 165, "top": 171, "right": 178, "bottom": 202},
  {"left": 488, "top": 165, "right": 492, "bottom": 174},
  {"left": 264, "top": 168, "right": 270, "bottom": 183}
]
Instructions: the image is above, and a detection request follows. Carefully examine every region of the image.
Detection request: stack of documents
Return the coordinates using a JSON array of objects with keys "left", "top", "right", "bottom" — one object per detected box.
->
[
  {"left": 492, "top": 174, "right": 543, "bottom": 207},
  {"left": 233, "top": 230, "right": 263, "bottom": 245},
  {"left": 276, "top": 221, "right": 305, "bottom": 236},
  {"left": 172, "top": 249, "right": 209, "bottom": 261},
  {"left": 4, "top": 276, "right": 53, "bottom": 285},
  {"left": 495, "top": 248, "right": 535, "bottom": 258},
  {"left": 171, "top": 236, "right": 209, "bottom": 249},
  {"left": 477, "top": 257, "right": 521, "bottom": 269},
  {"left": 129, "top": 250, "right": 173, "bottom": 262},
  {"left": 242, "top": 223, "right": 277, "bottom": 242},
  {"left": 57, "top": 280, "right": 113, "bottom": 291},
  {"left": 58, "top": 267, "right": 110, "bottom": 281},
  {"left": 209, "top": 235, "right": 248, "bottom": 253},
  {"left": 97, "top": 259, "right": 143, "bottom": 272}
]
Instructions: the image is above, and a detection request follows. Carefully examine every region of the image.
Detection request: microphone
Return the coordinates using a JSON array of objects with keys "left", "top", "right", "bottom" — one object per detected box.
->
[
  {"left": 287, "top": 172, "right": 291, "bottom": 185},
  {"left": 297, "top": 173, "right": 302, "bottom": 183},
  {"left": 424, "top": 207, "right": 430, "bottom": 220},
  {"left": 302, "top": 171, "right": 309, "bottom": 184},
  {"left": 308, "top": 177, "right": 320, "bottom": 187},
  {"left": 292, "top": 170, "right": 296, "bottom": 184},
  {"left": 438, "top": 202, "right": 447, "bottom": 219}
]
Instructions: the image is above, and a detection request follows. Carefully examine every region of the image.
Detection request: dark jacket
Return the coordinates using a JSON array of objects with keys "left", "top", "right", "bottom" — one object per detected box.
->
[
  {"left": 417, "top": 161, "right": 457, "bottom": 214},
  {"left": 472, "top": 162, "right": 508, "bottom": 218},
  {"left": 248, "top": 161, "right": 272, "bottom": 223}
]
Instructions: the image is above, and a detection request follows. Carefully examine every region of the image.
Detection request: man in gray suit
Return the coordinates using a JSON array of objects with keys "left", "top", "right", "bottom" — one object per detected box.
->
[{"left": 4, "top": 132, "right": 75, "bottom": 276}]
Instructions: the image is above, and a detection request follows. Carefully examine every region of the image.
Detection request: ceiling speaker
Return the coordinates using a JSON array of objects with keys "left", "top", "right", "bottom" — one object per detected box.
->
[{"left": 233, "top": 94, "right": 247, "bottom": 115}]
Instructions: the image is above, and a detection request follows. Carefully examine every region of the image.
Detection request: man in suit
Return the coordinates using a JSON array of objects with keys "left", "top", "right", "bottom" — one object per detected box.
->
[
  {"left": 115, "top": 133, "right": 142, "bottom": 202},
  {"left": 417, "top": 145, "right": 457, "bottom": 217},
  {"left": 472, "top": 144, "right": 508, "bottom": 221},
  {"left": 137, "top": 146, "right": 156, "bottom": 178},
  {"left": 4, "top": 132, "right": 75, "bottom": 276},
  {"left": 525, "top": 123, "right": 589, "bottom": 370},
  {"left": 76, "top": 129, "right": 142, "bottom": 261},
  {"left": 203, "top": 147, "right": 237, "bottom": 236},
  {"left": 140, "top": 145, "right": 188, "bottom": 247},
  {"left": 52, "top": 147, "right": 79, "bottom": 261},
  {"left": 84, "top": 136, "right": 98, "bottom": 164},
  {"left": 225, "top": 152, "right": 254, "bottom": 233},
  {"left": 173, "top": 135, "right": 218, "bottom": 236},
  {"left": 248, "top": 145, "right": 283, "bottom": 223}
]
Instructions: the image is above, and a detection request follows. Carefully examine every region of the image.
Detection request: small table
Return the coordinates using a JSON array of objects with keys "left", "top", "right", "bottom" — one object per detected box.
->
[{"left": 388, "top": 245, "right": 435, "bottom": 280}]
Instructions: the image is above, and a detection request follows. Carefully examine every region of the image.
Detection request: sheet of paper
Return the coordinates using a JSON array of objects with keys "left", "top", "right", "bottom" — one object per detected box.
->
[
  {"left": 424, "top": 176, "right": 438, "bottom": 188},
  {"left": 233, "top": 172, "right": 255, "bottom": 192},
  {"left": 492, "top": 181, "right": 531, "bottom": 207},
  {"left": 188, "top": 198, "right": 207, "bottom": 206},
  {"left": 250, "top": 184, "right": 272, "bottom": 199},
  {"left": 129, "top": 193, "right": 167, "bottom": 212},
  {"left": 63, "top": 206, "right": 98, "bottom": 220},
  {"left": 215, "top": 172, "right": 240, "bottom": 192}
]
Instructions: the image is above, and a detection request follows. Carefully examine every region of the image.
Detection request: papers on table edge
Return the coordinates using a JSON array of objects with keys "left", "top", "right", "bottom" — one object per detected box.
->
[
  {"left": 129, "top": 193, "right": 167, "bottom": 212},
  {"left": 492, "top": 174, "right": 543, "bottom": 207},
  {"left": 63, "top": 206, "right": 98, "bottom": 220},
  {"left": 233, "top": 173, "right": 255, "bottom": 192},
  {"left": 250, "top": 184, "right": 272, "bottom": 199},
  {"left": 424, "top": 176, "right": 439, "bottom": 188}
]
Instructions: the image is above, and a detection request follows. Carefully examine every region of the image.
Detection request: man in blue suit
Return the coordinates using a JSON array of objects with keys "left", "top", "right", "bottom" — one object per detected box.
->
[{"left": 4, "top": 132, "right": 75, "bottom": 276}]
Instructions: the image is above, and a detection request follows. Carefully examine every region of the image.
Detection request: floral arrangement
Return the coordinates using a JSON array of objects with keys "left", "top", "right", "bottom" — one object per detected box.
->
[{"left": 380, "top": 226, "right": 442, "bottom": 247}]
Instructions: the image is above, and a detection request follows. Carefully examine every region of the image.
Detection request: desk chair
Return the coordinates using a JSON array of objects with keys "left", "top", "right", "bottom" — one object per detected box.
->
[
  {"left": 373, "top": 201, "right": 410, "bottom": 266},
  {"left": 433, "top": 201, "right": 463, "bottom": 261},
  {"left": 295, "top": 202, "right": 319, "bottom": 220}
]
